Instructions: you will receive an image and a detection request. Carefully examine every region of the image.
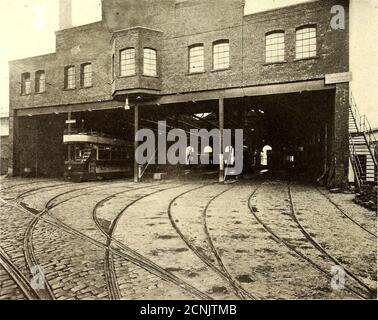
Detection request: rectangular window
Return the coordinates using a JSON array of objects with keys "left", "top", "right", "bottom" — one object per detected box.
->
[
  {"left": 189, "top": 45, "right": 204, "bottom": 73},
  {"left": 213, "top": 41, "right": 230, "bottom": 70},
  {"left": 21, "top": 73, "right": 31, "bottom": 95},
  {"left": 296, "top": 26, "right": 317, "bottom": 59},
  {"left": 65, "top": 66, "right": 76, "bottom": 89},
  {"left": 81, "top": 63, "right": 92, "bottom": 87},
  {"left": 120, "top": 48, "right": 135, "bottom": 76},
  {"left": 266, "top": 32, "right": 285, "bottom": 63},
  {"left": 35, "top": 70, "right": 46, "bottom": 93},
  {"left": 143, "top": 48, "right": 157, "bottom": 77}
]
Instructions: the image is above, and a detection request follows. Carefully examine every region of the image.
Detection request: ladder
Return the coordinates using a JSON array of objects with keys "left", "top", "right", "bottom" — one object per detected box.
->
[{"left": 349, "top": 94, "right": 377, "bottom": 188}]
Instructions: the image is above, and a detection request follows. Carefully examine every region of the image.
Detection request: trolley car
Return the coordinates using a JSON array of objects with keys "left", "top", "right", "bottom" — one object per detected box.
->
[{"left": 64, "top": 131, "right": 133, "bottom": 181}]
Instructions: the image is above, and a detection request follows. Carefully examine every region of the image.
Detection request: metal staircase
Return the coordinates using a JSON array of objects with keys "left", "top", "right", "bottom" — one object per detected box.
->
[{"left": 349, "top": 94, "right": 377, "bottom": 188}]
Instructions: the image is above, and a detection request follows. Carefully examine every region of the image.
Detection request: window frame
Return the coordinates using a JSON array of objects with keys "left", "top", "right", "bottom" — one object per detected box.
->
[
  {"left": 265, "top": 30, "right": 285, "bottom": 64},
  {"left": 295, "top": 25, "right": 317, "bottom": 60},
  {"left": 188, "top": 44, "right": 205, "bottom": 74},
  {"left": 64, "top": 65, "right": 76, "bottom": 90},
  {"left": 120, "top": 48, "right": 136, "bottom": 77},
  {"left": 212, "top": 40, "right": 230, "bottom": 71},
  {"left": 21, "top": 72, "right": 31, "bottom": 95},
  {"left": 80, "top": 63, "right": 93, "bottom": 88},
  {"left": 35, "top": 70, "right": 46, "bottom": 93},
  {"left": 143, "top": 47, "right": 158, "bottom": 77}
]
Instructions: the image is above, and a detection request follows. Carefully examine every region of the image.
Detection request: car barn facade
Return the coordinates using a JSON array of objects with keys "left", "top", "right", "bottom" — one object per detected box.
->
[{"left": 9, "top": 0, "right": 351, "bottom": 186}]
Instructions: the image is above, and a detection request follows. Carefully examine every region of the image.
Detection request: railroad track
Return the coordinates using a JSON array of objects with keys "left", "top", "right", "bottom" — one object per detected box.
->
[
  {"left": 316, "top": 187, "right": 377, "bottom": 239},
  {"left": 92, "top": 182, "right": 214, "bottom": 300},
  {"left": 247, "top": 182, "right": 375, "bottom": 300},
  {"left": 288, "top": 183, "right": 376, "bottom": 299},
  {"left": 91, "top": 182, "right": 171, "bottom": 300},
  {"left": 5, "top": 184, "right": 211, "bottom": 300},
  {"left": 22, "top": 183, "right": 100, "bottom": 300},
  {"left": 0, "top": 182, "right": 80, "bottom": 300},
  {"left": 0, "top": 181, "right": 72, "bottom": 210},
  {"left": 167, "top": 182, "right": 258, "bottom": 300},
  {"left": 11, "top": 180, "right": 133, "bottom": 300},
  {"left": 0, "top": 247, "right": 40, "bottom": 300},
  {"left": 0, "top": 179, "right": 50, "bottom": 193}
]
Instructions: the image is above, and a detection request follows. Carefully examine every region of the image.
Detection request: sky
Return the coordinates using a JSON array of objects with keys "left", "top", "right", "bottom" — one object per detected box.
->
[{"left": 0, "top": 0, "right": 377, "bottom": 127}]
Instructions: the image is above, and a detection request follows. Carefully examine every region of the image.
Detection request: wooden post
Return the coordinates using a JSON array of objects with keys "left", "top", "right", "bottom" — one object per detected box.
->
[
  {"left": 219, "top": 98, "right": 224, "bottom": 183},
  {"left": 134, "top": 104, "right": 139, "bottom": 183}
]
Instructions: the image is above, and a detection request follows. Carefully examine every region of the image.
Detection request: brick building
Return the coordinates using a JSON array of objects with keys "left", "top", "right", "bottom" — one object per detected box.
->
[{"left": 8, "top": 0, "right": 351, "bottom": 185}]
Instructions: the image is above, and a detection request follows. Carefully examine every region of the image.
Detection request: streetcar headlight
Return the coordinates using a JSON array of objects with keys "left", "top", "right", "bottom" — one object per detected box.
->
[{"left": 68, "top": 166, "right": 72, "bottom": 171}]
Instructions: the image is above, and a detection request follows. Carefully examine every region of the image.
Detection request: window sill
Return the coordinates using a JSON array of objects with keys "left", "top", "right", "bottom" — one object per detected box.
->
[
  {"left": 293, "top": 56, "right": 319, "bottom": 62},
  {"left": 263, "top": 61, "right": 287, "bottom": 66},
  {"left": 20, "top": 93, "right": 32, "bottom": 96},
  {"left": 63, "top": 88, "right": 76, "bottom": 91},
  {"left": 211, "top": 67, "right": 231, "bottom": 73},
  {"left": 142, "top": 74, "right": 159, "bottom": 79},
  {"left": 35, "top": 91, "right": 47, "bottom": 95},
  {"left": 80, "top": 85, "right": 93, "bottom": 90},
  {"left": 187, "top": 71, "right": 206, "bottom": 76},
  {"left": 119, "top": 74, "right": 137, "bottom": 78}
]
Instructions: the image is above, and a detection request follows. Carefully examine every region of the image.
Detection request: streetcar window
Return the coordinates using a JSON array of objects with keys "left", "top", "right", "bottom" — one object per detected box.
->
[
  {"left": 75, "top": 148, "right": 82, "bottom": 161},
  {"left": 98, "top": 147, "right": 111, "bottom": 160}
]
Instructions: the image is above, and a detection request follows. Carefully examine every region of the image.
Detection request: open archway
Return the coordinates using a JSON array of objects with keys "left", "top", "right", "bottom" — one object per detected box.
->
[{"left": 261, "top": 145, "right": 273, "bottom": 166}]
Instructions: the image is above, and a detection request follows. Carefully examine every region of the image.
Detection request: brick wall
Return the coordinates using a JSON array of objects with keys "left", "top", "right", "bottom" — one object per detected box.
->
[{"left": 9, "top": 0, "right": 349, "bottom": 111}]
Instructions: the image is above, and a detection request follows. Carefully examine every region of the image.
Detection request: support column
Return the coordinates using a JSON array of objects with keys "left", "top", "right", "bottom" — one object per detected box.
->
[
  {"left": 67, "top": 112, "right": 72, "bottom": 162},
  {"left": 134, "top": 104, "right": 139, "bottom": 183},
  {"left": 333, "top": 83, "right": 349, "bottom": 188},
  {"left": 7, "top": 109, "right": 18, "bottom": 176},
  {"left": 219, "top": 98, "right": 224, "bottom": 183}
]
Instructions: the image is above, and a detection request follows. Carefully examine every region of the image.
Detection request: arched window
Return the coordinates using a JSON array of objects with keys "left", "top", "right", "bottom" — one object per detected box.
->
[
  {"left": 143, "top": 48, "right": 157, "bottom": 77},
  {"left": 296, "top": 25, "right": 317, "bottom": 59},
  {"left": 189, "top": 44, "right": 204, "bottom": 73},
  {"left": 120, "top": 48, "right": 135, "bottom": 76},
  {"left": 204, "top": 146, "right": 213, "bottom": 153},
  {"left": 21, "top": 72, "right": 31, "bottom": 95},
  {"left": 35, "top": 70, "right": 46, "bottom": 93},
  {"left": 213, "top": 40, "right": 230, "bottom": 70},
  {"left": 81, "top": 63, "right": 92, "bottom": 87},
  {"left": 265, "top": 31, "right": 285, "bottom": 63}
]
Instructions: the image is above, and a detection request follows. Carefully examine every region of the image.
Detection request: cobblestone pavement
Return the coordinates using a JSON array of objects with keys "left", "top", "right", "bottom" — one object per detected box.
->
[{"left": 0, "top": 177, "right": 376, "bottom": 300}]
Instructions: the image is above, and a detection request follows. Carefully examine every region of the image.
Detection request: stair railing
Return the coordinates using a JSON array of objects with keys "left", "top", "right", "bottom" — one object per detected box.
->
[
  {"left": 350, "top": 93, "right": 377, "bottom": 167},
  {"left": 349, "top": 133, "right": 365, "bottom": 189}
]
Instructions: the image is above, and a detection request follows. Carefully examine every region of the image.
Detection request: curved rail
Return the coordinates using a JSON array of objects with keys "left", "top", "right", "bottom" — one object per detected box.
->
[
  {"left": 288, "top": 184, "right": 376, "bottom": 298},
  {"left": 167, "top": 182, "right": 258, "bottom": 300},
  {"left": 316, "top": 187, "right": 377, "bottom": 238},
  {"left": 0, "top": 247, "right": 40, "bottom": 300},
  {"left": 247, "top": 183, "right": 371, "bottom": 300}
]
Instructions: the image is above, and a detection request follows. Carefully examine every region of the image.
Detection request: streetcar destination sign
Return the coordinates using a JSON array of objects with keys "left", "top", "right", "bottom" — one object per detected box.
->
[{"left": 65, "top": 119, "right": 76, "bottom": 124}]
